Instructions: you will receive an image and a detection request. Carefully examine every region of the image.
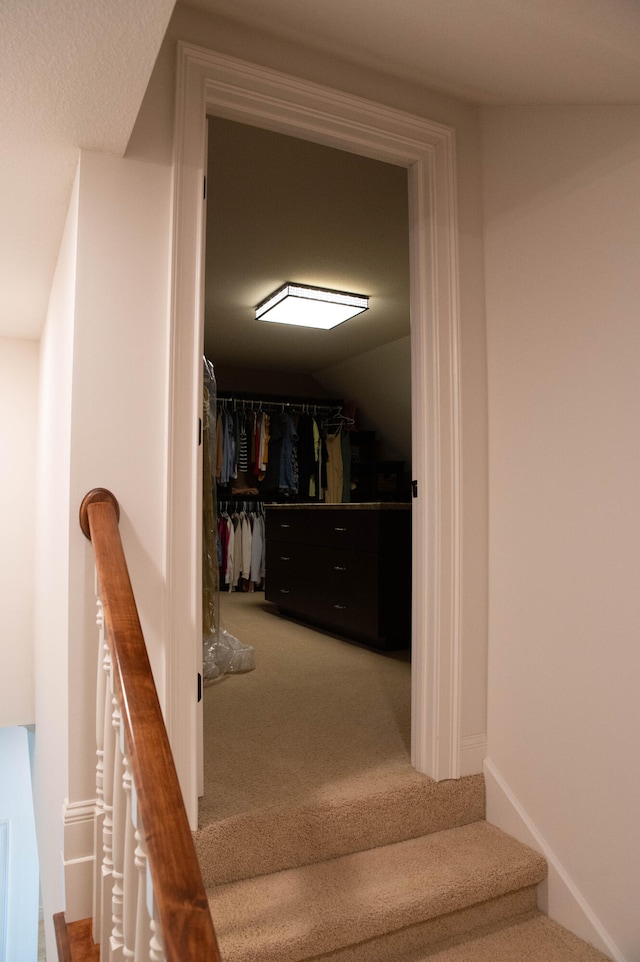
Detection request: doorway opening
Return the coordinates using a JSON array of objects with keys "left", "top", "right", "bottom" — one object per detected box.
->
[
  {"left": 201, "top": 115, "right": 413, "bottom": 820},
  {"left": 168, "top": 45, "right": 463, "bottom": 828}
]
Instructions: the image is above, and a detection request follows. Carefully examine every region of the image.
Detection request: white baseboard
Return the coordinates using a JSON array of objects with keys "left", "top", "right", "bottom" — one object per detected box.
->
[
  {"left": 460, "top": 733, "right": 487, "bottom": 776},
  {"left": 483, "top": 759, "right": 625, "bottom": 962},
  {"left": 62, "top": 798, "right": 95, "bottom": 922}
]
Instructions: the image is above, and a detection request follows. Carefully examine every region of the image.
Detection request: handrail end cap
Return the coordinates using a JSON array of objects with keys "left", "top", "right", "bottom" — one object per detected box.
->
[{"left": 79, "top": 488, "right": 120, "bottom": 539}]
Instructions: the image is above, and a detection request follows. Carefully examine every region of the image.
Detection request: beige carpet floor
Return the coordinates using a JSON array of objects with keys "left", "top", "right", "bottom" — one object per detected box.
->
[{"left": 200, "top": 590, "right": 413, "bottom": 826}]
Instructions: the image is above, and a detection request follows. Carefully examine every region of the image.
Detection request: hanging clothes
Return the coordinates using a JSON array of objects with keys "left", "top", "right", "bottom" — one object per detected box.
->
[
  {"left": 250, "top": 512, "right": 265, "bottom": 584},
  {"left": 217, "top": 502, "right": 266, "bottom": 590},
  {"left": 216, "top": 411, "right": 224, "bottom": 480},
  {"left": 262, "top": 411, "right": 298, "bottom": 496},
  {"left": 218, "top": 406, "right": 236, "bottom": 485},
  {"left": 324, "top": 428, "right": 344, "bottom": 503},
  {"left": 218, "top": 513, "right": 230, "bottom": 582},
  {"left": 258, "top": 412, "right": 269, "bottom": 474},
  {"left": 236, "top": 412, "right": 249, "bottom": 472},
  {"left": 215, "top": 396, "right": 355, "bottom": 503},
  {"left": 296, "top": 412, "right": 319, "bottom": 500},
  {"left": 341, "top": 429, "right": 352, "bottom": 502}
]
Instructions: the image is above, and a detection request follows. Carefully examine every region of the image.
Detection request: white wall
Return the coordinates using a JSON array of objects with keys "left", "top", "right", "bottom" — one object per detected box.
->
[
  {"left": 68, "top": 148, "right": 172, "bottom": 798},
  {"left": 317, "top": 336, "right": 412, "bottom": 461},
  {"left": 483, "top": 106, "right": 640, "bottom": 961},
  {"left": 33, "top": 145, "right": 174, "bottom": 952},
  {"left": 33, "top": 166, "right": 78, "bottom": 956},
  {"left": 0, "top": 337, "right": 38, "bottom": 726},
  {"left": 63, "top": 148, "right": 172, "bottom": 929}
]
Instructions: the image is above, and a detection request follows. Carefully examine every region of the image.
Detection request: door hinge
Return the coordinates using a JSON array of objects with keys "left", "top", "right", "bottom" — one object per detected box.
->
[
  {"left": 198, "top": 417, "right": 202, "bottom": 446},
  {"left": 203, "top": 175, "right": 207, "bottom": 200},
  {"left": 197, "top": 672, "right": 202, "bottom": 702},
  {"left": 411, "top": 479, "right": 418, "bottom": 498}
]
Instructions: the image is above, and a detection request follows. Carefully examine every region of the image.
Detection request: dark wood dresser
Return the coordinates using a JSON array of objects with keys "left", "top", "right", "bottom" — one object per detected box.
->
[{"left": 265, "top": 503, "right": 411, "bottom": 650}]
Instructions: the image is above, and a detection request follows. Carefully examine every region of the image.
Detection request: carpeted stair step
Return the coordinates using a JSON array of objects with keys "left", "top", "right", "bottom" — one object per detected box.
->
[
  {"left": 196, "top": 770, "right": 485, "bottom": 885},
  {"left": 207, "top": 820, "right": 547, "bottom": 962},
  {"left": 402, "top": 911, "right": 612, "bottom": 961}
]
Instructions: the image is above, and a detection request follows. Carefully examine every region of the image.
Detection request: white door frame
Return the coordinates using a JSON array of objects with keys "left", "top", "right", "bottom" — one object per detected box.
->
[{"left": 167, "top": 43, "right": 463, "bottom": 827}]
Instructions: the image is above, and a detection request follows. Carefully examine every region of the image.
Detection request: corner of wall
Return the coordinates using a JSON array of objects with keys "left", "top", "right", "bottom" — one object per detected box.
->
[
  {"left": 483, "top": 757, "right": 625, "bottom": 962},
  {"left": 459, "top": 734, "right": 486, "bottom": 776}
]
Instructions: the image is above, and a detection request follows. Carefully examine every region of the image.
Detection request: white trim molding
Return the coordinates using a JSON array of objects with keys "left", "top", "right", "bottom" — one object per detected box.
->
[
  {"left": 169, "top": 44, "right": 464, "bottom": 820},
  {"left": 483, "top": 759, "right": 626, "bottom": 962},
  {"left": 62, "top": 799, "right": 96, "bottom": 923}
]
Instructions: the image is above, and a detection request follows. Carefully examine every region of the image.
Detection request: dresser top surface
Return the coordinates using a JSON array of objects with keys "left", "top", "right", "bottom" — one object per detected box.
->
[{"left": 265, "top": 502, "right": 411, "bottom": 512}]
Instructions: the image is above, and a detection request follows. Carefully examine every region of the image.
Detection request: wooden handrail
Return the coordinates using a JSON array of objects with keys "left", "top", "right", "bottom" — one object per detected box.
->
[{"left": 80, "top": 488, "right": 221, "bottom": 962}]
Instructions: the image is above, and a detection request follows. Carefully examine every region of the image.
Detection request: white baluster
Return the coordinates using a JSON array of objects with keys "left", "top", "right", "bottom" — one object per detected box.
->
[
  {"left": 110, "top": 711, "right": 125, "bottom": 961},
  {"left": 100, "top": 663, "right": 115, "bottom": 956},
  {"left": 121, "top": 755, "right": 137, "bottom": 961},
  {"left": 133, "top": 795, "right": 151, "bottom": 962},
  {"left": 93, "top": 598, "right": 106, "bottom": 944},
  {"left": 148, "top": 872, "right": 166, "bottom": 962},
  {"left": 149, "top": 919, "right": 166, "bottom": 962}
]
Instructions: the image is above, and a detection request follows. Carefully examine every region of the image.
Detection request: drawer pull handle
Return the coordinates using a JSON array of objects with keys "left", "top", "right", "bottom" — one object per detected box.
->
[
  {"left": 279, "top": 523, "right": 291, "bottom": 528},
  {"left": 279, "top": 588, "right": 290, "bottom": 594},
  {"left": 333, "top": 603, "right": 347, "bottom": 610},
  {"left": 280, "top": 556, "right": 291, "bottom": 561},
  {"left": 333, "top": 565, "right": 347, "bottom": 571},
  {"left": 334, "top": 526, "right": 348, "bottom": 532}
]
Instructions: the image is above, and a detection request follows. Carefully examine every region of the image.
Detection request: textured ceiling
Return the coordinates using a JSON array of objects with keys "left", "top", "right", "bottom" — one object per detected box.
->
[
  {"left": 0, "top": 0, "right": 176, "bottom": 339},
  {"left": 4, "top": 0, "right": 640, "bottom": 344}
]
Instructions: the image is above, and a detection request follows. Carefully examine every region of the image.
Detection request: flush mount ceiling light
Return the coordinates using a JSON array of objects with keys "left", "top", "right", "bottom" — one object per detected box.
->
[{"left": 255, "top": 283, "right": 369, "bottom": 330}]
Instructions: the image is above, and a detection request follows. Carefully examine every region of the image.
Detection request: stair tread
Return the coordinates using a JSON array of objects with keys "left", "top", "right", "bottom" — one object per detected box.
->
[
  {"left": 208, "top": 820, "right": 547, "bottom": 962},
  {"left": 413, "top": 911, "right": 612, "bottom": 961},
  {"left": 196, "top": 771, "right": 485, "bottom": 885},
  {"left": 53, "top": 915, "right": 99, "bottom": 962}
]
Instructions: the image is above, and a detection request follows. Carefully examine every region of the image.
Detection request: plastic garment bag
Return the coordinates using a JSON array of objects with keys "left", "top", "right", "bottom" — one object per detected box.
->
[{"left": 202, "top": 359, "right": 256, "bottom": 683}]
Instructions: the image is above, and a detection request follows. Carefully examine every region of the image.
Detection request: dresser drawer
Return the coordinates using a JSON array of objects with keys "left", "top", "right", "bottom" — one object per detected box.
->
[
  {"left": 266, "top": 508, "right": 380, "bottom": 551},
  {"left": 267, "top": 541, "right": 377, "bottom": 593},
  {"left": 311, "top": 592, "right": 380, "bottom": 640},
  {"left": 266, "top": 581, "right": 380, "bottom": 641},
  {"left": 264, "top": 504, "right": 411, "bottom": 650}
]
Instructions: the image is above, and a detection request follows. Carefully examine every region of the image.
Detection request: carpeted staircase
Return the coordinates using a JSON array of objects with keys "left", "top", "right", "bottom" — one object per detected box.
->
[
  {"left": 194, "top": 770, "right": 611, "bottom": 962},
  {"left": 196, "top": 594, "right": 611, "bottom": 960}
]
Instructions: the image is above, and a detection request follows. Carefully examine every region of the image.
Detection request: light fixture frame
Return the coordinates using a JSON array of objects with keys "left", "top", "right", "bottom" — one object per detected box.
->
[{"left": 255, "top": 282, "right": 369, "bottom": 330}]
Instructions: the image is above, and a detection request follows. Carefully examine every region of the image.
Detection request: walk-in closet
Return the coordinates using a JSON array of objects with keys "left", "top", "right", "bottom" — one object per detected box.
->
[{"left": 200, "top": 114, "right": 414, "bottom": 818}]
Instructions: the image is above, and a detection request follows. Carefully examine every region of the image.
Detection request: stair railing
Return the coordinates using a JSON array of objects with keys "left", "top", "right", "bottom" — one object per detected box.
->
[{"left": 79, "top": 488, "right": 221, "bottom": 962}]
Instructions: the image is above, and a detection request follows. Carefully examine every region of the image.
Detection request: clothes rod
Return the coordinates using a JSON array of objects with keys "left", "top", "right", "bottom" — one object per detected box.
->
[{"left": 216, "top": 396, "right": 340, "bottom": 415}]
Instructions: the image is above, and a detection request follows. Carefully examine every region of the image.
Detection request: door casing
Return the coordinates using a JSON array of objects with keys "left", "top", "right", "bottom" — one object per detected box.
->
[{"left": 167, "top": 44, "right": 463, "bottom": 827}]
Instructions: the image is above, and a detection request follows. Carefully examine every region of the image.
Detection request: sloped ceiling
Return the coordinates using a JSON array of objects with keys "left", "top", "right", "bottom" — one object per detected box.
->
[{"left": 4, "top": 0, "right": 640, "bottom": 344}]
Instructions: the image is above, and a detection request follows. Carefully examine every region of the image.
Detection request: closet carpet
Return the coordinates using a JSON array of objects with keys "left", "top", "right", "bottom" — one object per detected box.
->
[{"left": 199, "top": 589, "right": 413, "bottom": 826}]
